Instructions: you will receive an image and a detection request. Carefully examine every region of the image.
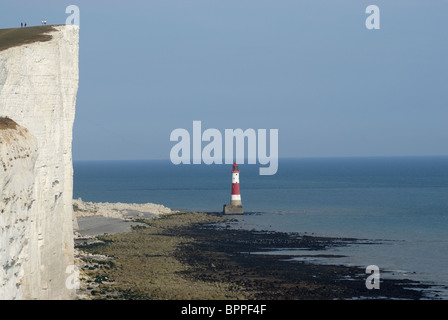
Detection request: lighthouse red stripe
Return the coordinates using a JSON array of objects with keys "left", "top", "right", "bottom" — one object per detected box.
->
[{"left": 232, "top": 183, "right": 240, "bottom": 195}]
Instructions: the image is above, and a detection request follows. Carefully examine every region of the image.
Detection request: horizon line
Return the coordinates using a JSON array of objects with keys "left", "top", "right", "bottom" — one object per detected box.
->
[{"left": 72, "top": 154, "right": 448, "bottom": 162}]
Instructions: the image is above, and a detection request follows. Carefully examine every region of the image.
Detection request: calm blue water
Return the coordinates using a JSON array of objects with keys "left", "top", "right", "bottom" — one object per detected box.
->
[{"left": 73, "top": 156, "right": 448, "bottom": 298}]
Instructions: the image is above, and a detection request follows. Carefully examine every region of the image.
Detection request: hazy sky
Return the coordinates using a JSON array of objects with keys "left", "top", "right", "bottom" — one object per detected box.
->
[{"left": 1, "top": 1, "right": 447, "bottom": 160}]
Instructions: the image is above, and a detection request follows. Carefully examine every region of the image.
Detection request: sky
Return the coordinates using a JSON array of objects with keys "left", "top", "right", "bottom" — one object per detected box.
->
[{"left": 1, "top": 0, "right": 447, "bottom": 161}]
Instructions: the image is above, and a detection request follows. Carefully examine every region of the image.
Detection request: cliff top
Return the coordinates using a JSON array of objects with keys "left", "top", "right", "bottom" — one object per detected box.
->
[
  {"left": 0, "top": 25, "right": 60, "bottom": 52},
  {"left": 0, "top": 117, "right": 18, "bottom": 130}
]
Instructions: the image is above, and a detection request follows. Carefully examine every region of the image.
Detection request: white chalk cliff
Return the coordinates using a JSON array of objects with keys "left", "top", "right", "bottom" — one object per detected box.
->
[{"left": 0, "top": 25, "right": 79, "bottom": 299}]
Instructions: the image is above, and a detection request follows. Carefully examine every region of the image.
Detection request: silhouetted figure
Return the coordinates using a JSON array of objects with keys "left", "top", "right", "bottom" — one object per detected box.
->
[
  {"left": 24, "top": 22, "right": 26, "bottom": 27},
  {"left": 21, "top": 22, "right": 23, "bottom": 27}
]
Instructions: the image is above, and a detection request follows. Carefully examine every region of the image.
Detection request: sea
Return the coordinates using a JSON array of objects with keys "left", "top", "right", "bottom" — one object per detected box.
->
[{"left": 73, "top": 156, "right": 448, "bottom": 299}]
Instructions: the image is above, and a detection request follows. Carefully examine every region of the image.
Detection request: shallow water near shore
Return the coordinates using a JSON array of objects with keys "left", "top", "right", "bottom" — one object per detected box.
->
[
  {"left": 74, "top": 156, "right": 448, "bottom": 299},
  {"left": 225, "top": 211, "right": 448, "bottom": 299}
]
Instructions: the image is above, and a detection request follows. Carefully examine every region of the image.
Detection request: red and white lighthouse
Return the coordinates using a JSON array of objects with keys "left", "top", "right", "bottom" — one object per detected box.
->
[
  {"left": 223, "top": 162, "right": 244, "bottom": 214},
  {"left": 230, "top": 162, "right": 242, "bottom": 206}
]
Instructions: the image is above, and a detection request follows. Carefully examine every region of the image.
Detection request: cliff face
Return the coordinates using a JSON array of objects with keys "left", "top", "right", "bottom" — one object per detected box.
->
[
  {"left": 0, "top": 25, "right": 79, "bottom": 299},
  {"left": 0, "top": 118, "right": 38, "bottom": 299}
]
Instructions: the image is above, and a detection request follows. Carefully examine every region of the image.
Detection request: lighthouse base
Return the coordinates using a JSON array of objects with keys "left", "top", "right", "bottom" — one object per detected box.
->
[{"left": 223, "top": 204, "right": 244, "bottom": 215}]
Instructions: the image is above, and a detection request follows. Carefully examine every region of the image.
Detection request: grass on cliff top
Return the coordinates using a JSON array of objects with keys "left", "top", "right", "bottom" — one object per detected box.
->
[
  {"left": 0, "top": 117, "right": 17, "bottom": 130},
  {"left": 0, "top": 25, "right": 59, "bottom": 52}
]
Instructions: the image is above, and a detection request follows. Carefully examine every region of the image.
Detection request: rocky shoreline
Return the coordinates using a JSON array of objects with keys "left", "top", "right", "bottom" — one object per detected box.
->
[{"left": 73, "top": 203, "right": 437, "bottom": 300}]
